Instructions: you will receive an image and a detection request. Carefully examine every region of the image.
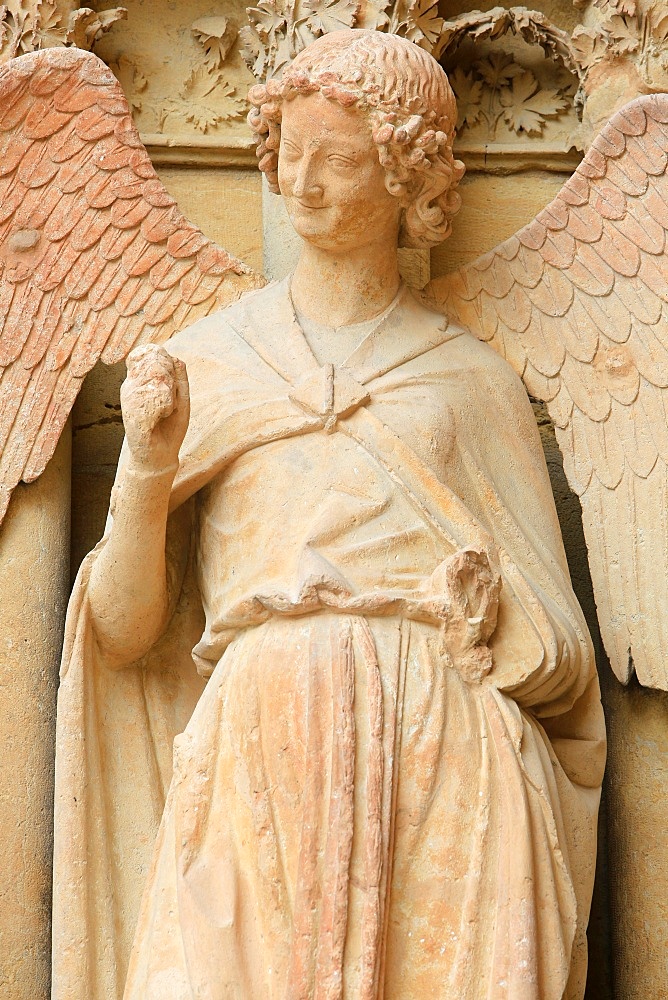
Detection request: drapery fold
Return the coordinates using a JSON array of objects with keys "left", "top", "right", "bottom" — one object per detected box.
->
[{"left": 52, "top": 280, "right": 605, "bottom": 1000}]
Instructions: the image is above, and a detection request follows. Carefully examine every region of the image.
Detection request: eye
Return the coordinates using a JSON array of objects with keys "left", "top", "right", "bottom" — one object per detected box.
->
[
  {"left": 327, "top": 154, "right": 357, "bottom": 170},
  {"left": 281, "top": 138, "right": 302, "bottom": 159}
]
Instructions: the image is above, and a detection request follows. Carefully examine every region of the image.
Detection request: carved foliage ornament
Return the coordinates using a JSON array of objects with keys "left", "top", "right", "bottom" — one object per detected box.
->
[
  {"left": 0, "top": 0, "right": 126, "bottom": 63},
  {"left": 240, "top": 1, "right": 668, "bottom": 149},
  {"left": 241, "top": 4, "right": 587, "bottom": 148},
  {"left": 572, "top": 0, "right": 668, "bottom": 80},
  {"left": 241, "top": 0, "right": 362, "bottom": 81},
  {"left": 108, "top": 14, "right": 247, "bottom": 136},
  {"left": 159, "top": 16, "right": 246, "bottom": 134},
  {"left": 449, "top": 52, "right": 575, "bottom": 140},
  {"left": 241, "top": 4, "right": 583, "bottom": 82}
]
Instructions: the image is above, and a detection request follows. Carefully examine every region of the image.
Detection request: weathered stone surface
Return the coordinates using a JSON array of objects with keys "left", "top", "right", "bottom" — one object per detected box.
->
[
  {"left": 0, "top": 46, "right": 260, "bottom": 528},
  {"left": 52, "top": 30, "right": 604, "bottom": 1000},
  {"left": 604, "top": 674, "right": 668, "bottom": 1000},
  {"left": 0, "top": 429, "right": 70, "bottom": 1000},
  {"left": 4, "top": 3, "right": 668, "bottom": 997},
  {"left": 428, "top": 92, "right": 668, "bottom": 692}
]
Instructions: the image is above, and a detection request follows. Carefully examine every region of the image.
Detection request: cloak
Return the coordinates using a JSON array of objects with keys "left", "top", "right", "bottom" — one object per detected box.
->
[{"left": 52, "top": 279, "right": 605, "bottom": 1000}]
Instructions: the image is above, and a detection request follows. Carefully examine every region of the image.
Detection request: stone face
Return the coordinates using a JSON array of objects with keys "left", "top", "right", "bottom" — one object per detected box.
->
[{"left": 51, "top": 30, "right": 604, "bottom": 999}]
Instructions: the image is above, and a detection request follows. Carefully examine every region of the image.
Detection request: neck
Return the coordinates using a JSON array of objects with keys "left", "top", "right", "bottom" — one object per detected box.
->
[{"left": 291, "top": 238, "right": 402, "bottom": 328}]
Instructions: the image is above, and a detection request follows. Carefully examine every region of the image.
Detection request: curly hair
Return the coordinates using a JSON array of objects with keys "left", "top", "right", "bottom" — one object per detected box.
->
[{"left": 247, "top": 30, "right": 465, "bottom": 249}]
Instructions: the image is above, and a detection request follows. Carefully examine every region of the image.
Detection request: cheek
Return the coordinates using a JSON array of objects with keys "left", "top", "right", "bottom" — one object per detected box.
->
[
  {"left": 333, "top": 162, "right": 386, "bottom": 206},
  {"left": 350, "top": 170, "right": 399, "bottom": 225},
  {"left": 330, "top": 176, "right": 366, "bottom": 210}
]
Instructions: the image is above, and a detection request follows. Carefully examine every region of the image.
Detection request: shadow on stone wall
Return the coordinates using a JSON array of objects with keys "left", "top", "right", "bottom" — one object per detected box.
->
[{"left": 533, "top": 398, "right": 614, "bottom": 1000}]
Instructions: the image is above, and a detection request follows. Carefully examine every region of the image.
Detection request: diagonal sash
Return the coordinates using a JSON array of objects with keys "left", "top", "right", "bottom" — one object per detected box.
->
[{"left": 340, "top": 406, "right": 552, "bottom": 692}]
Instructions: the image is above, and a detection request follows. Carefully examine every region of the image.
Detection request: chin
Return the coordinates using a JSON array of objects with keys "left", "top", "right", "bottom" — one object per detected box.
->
[
  {"left": 295, "top": 224, "right": 365, "bottom": 254},
  {"left": 285, "top": 202, "right": 348, "bottom": 247}
]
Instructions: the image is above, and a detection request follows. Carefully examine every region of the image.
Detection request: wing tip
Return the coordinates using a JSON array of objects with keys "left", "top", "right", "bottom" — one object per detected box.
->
[
  {"left": 0, "top": 486, "right": 10, "bottom": 528},
  {"left": 608, "top": 646, "right": 635, "bottom": 686}
]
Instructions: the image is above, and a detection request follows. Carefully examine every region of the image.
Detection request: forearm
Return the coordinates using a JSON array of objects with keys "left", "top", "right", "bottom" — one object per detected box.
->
[{"left": 88, "top": 461, "right": 178, "bottom": 666}]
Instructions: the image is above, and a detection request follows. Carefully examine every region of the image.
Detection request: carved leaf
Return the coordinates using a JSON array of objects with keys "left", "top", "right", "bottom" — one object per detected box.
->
[
  {"left": 648, "top": 3, "right": 668, "bottom": 44},
  {"left": 33, "top": 0, "right": 64, "bottom": 48},
  {"left": 180, "top": 64, "right": 219, "bottom": 102},
  {"left": 247, "top": 0, "right": 290, "bottom": 49},
  {"left": 65, "top": 7, "right": 127, "bottom": 53},
  {"left": 571, "top": 26, "right": 610, "bottom": 73},
  {"left": 185, "top": 91, "right": 245, "bottom": 132},
  {"left": 511, "top": 7, "right": 579, "bottom": 71},
  {"left": 0, "top": 1, "right": 125, "bottom": 62},
  {"left": 161, "top": 67, "right": 246, "bottom": 133},
  {"left": 239, "top": 23, "right": 267, "bottom": 79},
  {"left": 273, "top": 26, "right": 296, "bottom": 75},
  {"left": 0, "top": 5, "right": 34, "bottom": 60},
  {"left": 594, "top": 0, "right": 637, "bottom": 14},
  {"left": 449, "top": 67, "right": 484, "bottom": 130},
  {"left": 606, "top": 13, "right": 641, "bottom": 55},
  {"left": 401, "top": 0, "right": 444, "bottom": 49},
  {"left": 191, "top": 16, "right": 237, "bottom": 72},
  {"left": 371, "top": 3, "right": 390, "bottom": 31},
  {"left": 109, "top": 55, "right": 147, "bottom": 115},
  {"left": 304, "top": 0, "right": 359, "bottom": 36},
  {"left": 475, "top": 51, "right": 524, "bottom": 90},
  {"left": 500, "top": 71, "right": 569, "bottom": 136},
  {"left": 244, "top": 0, "right": 291, "bottom": 78}
]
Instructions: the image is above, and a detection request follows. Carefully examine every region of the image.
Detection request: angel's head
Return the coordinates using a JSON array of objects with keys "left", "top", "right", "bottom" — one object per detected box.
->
[{"left": 248, "top": 30, "right": 464, "bottom": 252}]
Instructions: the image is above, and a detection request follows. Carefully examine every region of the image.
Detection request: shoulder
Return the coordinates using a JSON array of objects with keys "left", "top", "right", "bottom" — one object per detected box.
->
[
  {"left": 446, "top": 330, "right": 526, "bottom": 390},
  {"left": 411, "top": 291, "right": 527, "bottom": 394},
  {"left": 410, "top": 300, "right": 536, "bottom": 428},
  {"left": 164, "top": 279, "right": 281, "bottom": 361}
]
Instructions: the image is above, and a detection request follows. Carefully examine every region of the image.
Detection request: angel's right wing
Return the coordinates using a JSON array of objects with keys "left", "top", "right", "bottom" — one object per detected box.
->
[
  {"left": 427, "top": 95, "right": 668, "bottom": 689},
  {"left": 0, "top": 47, "right": 263, "bottom": 524}
]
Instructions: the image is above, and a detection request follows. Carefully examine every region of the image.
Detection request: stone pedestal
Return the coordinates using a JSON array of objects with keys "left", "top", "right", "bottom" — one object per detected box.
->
[{"left": 0, "top": 428, "right": 71, "bottom": 1000}]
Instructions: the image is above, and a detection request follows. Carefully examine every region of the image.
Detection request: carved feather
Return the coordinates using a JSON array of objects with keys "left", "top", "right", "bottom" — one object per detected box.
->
[
  {"left": 427, "top": 94, "right": 668, "bottom": 690},
  {"left": 0, "top": 47, "right": 263, "bottom": 525}
]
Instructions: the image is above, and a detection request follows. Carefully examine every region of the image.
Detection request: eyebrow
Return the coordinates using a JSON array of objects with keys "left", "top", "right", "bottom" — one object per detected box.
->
[{"left": 282, "top": 129, "right": 366, "bottom": 148}]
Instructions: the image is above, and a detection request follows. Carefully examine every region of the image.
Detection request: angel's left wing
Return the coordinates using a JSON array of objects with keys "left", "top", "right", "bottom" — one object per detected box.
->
[
  {"left": 0, "top": 47, "right": 263, "bottom": 525},
  {"left": 427, "top": 95, "right": 668, "bottom": 689}
]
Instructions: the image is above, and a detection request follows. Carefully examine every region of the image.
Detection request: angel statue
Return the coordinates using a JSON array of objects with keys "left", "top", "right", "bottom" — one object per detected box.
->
[{"left": 6, "top": 19, "right": 668, "bottom": 1000}]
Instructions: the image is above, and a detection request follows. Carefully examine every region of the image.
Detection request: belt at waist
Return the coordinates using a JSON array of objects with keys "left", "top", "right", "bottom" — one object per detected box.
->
[{"left": 192, "top": 546, "right": 500, "bottom": 683}]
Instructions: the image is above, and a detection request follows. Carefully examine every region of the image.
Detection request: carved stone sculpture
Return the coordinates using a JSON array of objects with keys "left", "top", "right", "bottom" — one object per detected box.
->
[
  {"left": 0, "top": 48, "right": 260, "bottom": 522},
  {"left": 427, "top": 95, "right": 668, "bottom": 691},
  {"left": 15, "top": 29, "right": 609, "bottom": 999}
]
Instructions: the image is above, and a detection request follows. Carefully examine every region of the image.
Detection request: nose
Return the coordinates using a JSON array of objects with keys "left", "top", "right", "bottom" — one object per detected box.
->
[{"left": 292, "top": 152, "right": 323, "bottom": 202}]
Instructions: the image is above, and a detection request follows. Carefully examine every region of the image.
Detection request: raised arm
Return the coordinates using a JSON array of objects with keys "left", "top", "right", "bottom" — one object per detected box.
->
[{"left": 88, "top": 345, "right": 191, "bottom": 667}]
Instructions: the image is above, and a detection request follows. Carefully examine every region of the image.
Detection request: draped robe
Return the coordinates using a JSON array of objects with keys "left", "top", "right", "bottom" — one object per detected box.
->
[{"left": 52, "top": 279, "right": 605, "bottom": 1000}]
